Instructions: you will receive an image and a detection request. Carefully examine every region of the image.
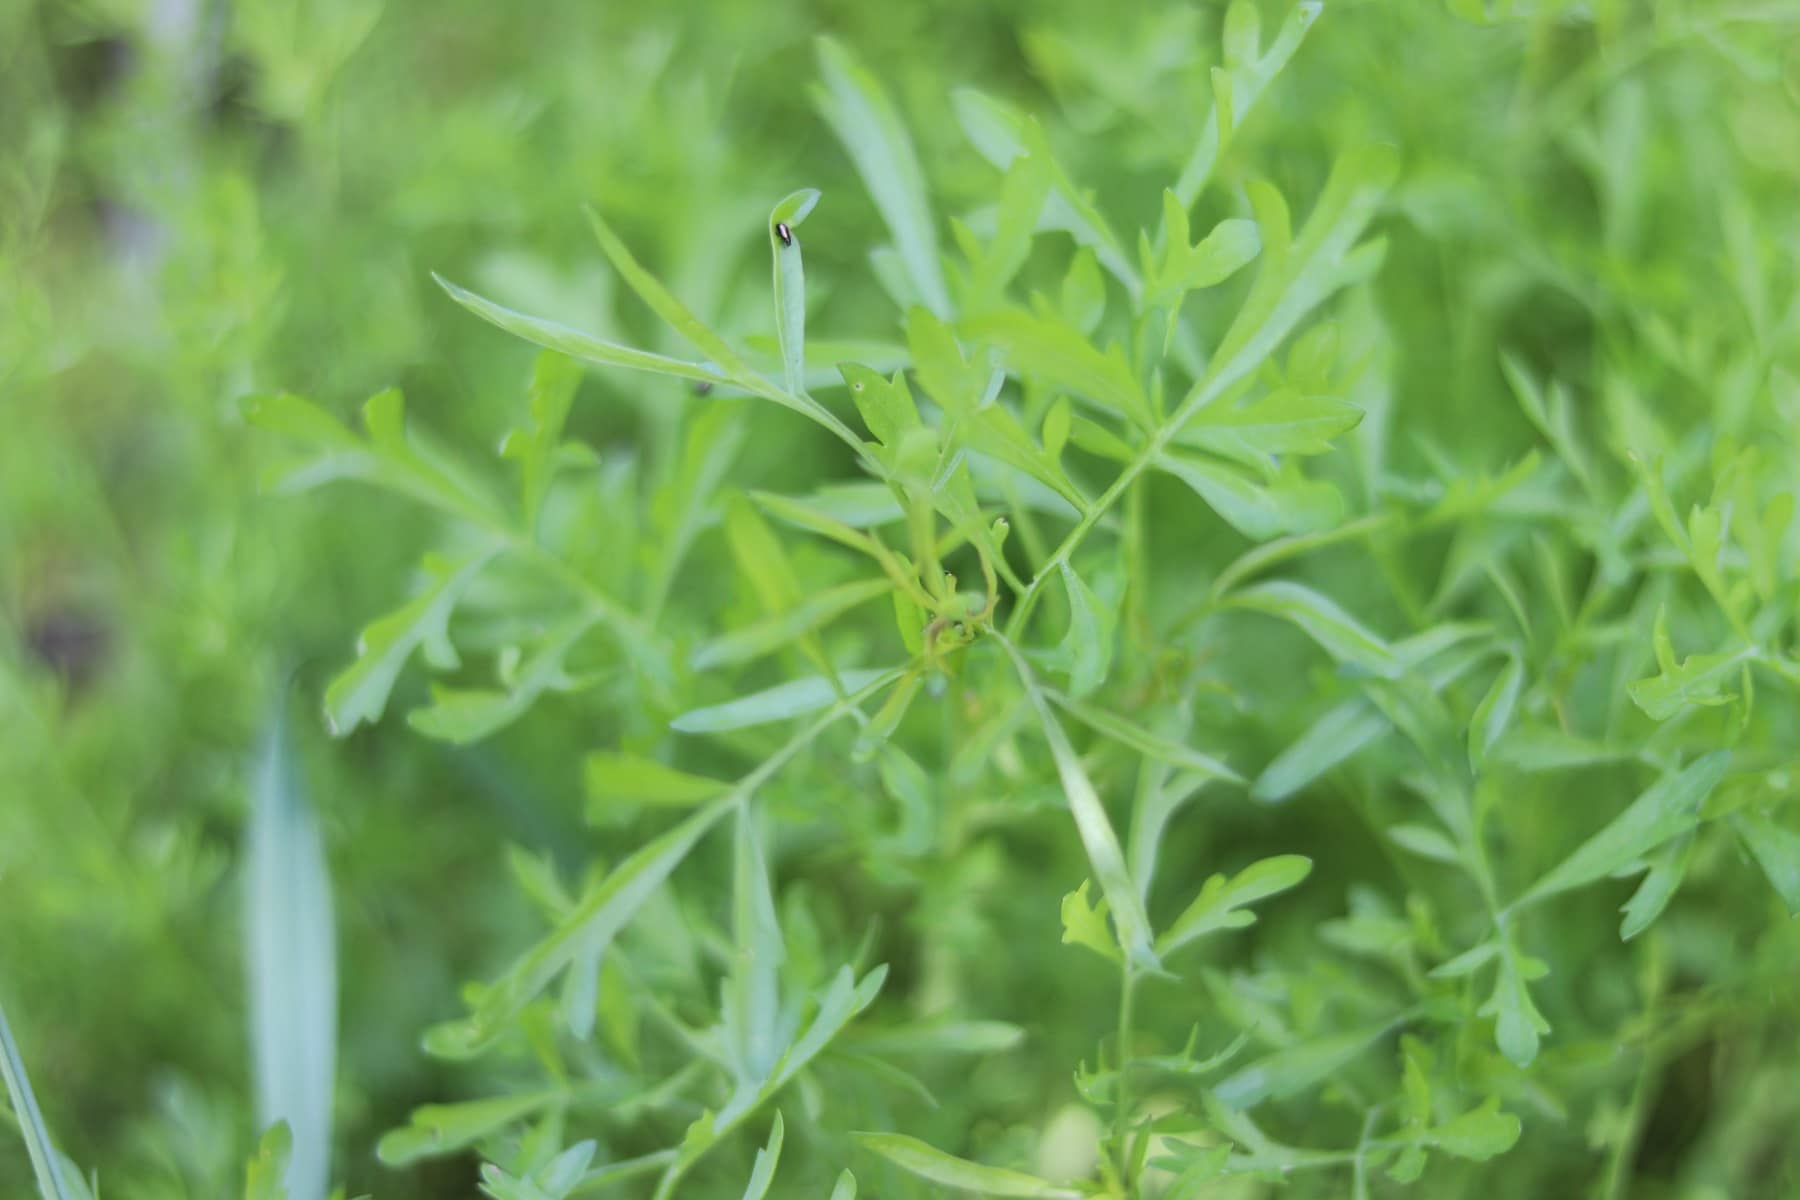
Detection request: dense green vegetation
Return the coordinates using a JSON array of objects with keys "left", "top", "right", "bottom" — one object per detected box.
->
[{"left": 5, "top": 1, "right": 1800, "bottom": 1197}]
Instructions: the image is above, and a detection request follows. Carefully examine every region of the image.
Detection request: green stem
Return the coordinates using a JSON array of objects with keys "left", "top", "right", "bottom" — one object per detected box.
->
[{"left": 1114, "top": 965, "right": 1139, "bottom": 1185}]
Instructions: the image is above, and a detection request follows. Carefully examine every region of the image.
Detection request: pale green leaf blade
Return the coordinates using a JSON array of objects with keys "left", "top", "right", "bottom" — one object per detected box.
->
[
  {"left": 584, "top": 752, "right": 730, "bottom": 817},
  {"left": 245, "top": 710, "right": 336, "bottom": 1200},
  {"left": 1213, "top": 1022, "right": 1386, "bottom": 1109},
  {"left": 428, "top": 799, "right": 736, "bottom": 1057},
  {"left": 998, "top": 637, "right": 1156, "bottom": 967},
  {"left": 1157, "top": 855, "right": 1312, "bottom": 957},
  {"left": 376, "top": 1092, "right": 556, "bottom": 1166},
  {"left": 583, "top": 207, "right": 755, "bottom": 381},
  {"left": 1468, "top": 656, "right": 1523, "bottom": 770},
  {"left": 324, "top": 548, "right": 498, "bottom": 735},
  {"left": 739, "top": 1113, "right": 785, "bottom": 1200},
  {"left": 1627, "top": 647, "right": 1752, "bottom": 720},
  {"left": 852, "top": 1134, "right": 1080, "bottom": 1199},
  {"left": 434, "top": 275, "right": 724, "bottom": 387},
  {"left": 1049, "top": 692, "right": 1241, "bottom": 783},
  {"left": 1732, "top": 811, "right": 1800, "bottom": 915},
  {"left": 1517, "top": 751, "right": 1730, "bottom": 910},
  {"left": 771, "top": 189, "right": 821, "bottom": 396},
  {"left": 1176, "top": 391, "right": 1363, "bottom": 467},
  {"left": 0, "top": 996, "right": 79, "bottom": 1200},
  {"left": 1226, "top": 581, "right": 1397, "bottom": 676},
  {"left": 1433, "top": 1099, "right": 1523, "bottom": 1162},
  {"left": 1619, "top": 836, "right": 1693, "bottom": 941},
  {"left": 690, "top": 579, "right": 891, "bottom": 672},
  {"left": 671, "top": 668, "right": 892, "bottom": 734},
  {"left": 1057, "top": 562, "right": 1114, "bottom": 698},
  {"left": 812, "top": 39, "right": 949, "bottom": 316}
]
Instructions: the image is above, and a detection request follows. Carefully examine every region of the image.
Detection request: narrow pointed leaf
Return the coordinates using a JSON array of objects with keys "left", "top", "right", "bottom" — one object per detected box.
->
[
  {"left": 1517, "top": 752, "right": 1730, "bottom": 909},
  {"left": 852, "top": 1134, "right": 1080, "bottom": 1199},
  {"left": 671, "top": 668, "right": 892, "bottom": 734},
  {"left": 246, "top": 711, "right": 336, "bottom": 1200}
]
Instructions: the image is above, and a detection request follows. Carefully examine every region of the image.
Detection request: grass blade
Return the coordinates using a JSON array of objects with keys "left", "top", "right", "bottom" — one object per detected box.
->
[
  {"left": 0, "top": 998, "right": 77, "bottom": 1200},
  {"left": 245, "top": 709, "right": 338, "bottom": 1200}
]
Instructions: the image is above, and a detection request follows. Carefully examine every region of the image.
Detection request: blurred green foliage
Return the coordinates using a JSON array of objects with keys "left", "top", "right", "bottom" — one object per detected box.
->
[{"left": 4, "top": 0, "right": 1800, "bottom": 1197}]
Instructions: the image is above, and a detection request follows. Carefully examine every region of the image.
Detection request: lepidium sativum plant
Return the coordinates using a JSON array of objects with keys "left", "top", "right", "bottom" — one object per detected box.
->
[{"left": 249, "top": 3, "right": 1800, "bottom": 1196}]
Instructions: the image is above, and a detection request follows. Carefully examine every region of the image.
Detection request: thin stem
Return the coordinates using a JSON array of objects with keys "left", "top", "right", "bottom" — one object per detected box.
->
[{"left": 1113, "top": 965, "right": 1139, "bottom": 1186}]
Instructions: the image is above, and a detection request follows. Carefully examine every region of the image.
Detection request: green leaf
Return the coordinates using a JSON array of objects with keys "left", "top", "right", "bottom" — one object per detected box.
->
[
  {"left": 1178, "top": 144, "right": 1397, "bottom": 419},
  {"left": 1157, "top": 855, "right": 1312, "bottom": 957},
  {"left": 1253, "top": 698, "right": 1389, "bottom": 802},
  {"left": 243, "top": 1123, "right": 293, "bottom": 1200},
  {"left": 1388, "top": 824, "right": 1462, "bottom": 865},
  {"left": 828, "top": 1170, "right": 857, "bottom": 1200},
  {"left": 739, "top": 1114, "right": 785, "bottom": 1200},
  {"left": 1060, "top": 880, "right": 1121, "bottom": 964},
  {"left": 1175, "top": 389, "right": 1363, "bottom": 470},
  {"left": 841, "top": 363, "right": 922, "bottom": 449},
  {"left": 691, "top": 578, "right": 892, "bottom": 672},
  {"left": 0, "top": 997, "right": 80, "bottom": 1200},
  {"left": 1225, "top": 581, "right": 1398, "bottom": 676},
  {"left": 408, "top": 613, "right": 600, "bottom": 743},
  {"left": 671, "top": 668, "right": 892, "bottom": 734},
  {"left": 429, "top": 797, "right": 738, "bottom": 1056},
  {"left": 1731, "top": 811, "right": 1800, "bottom": 914},
  {"left": 963, "top": 403, "right": 1089, "bottom": 511},
  {"left": 434, "top": 275, "right": 724, "bottom": 387},
  {"left": 1157, "top": 452, "right": 1344, "bottom": 540},
  {"left": 1628, "top": 645, "right": 1752, "bottom": 721},
  {"left": 771, "top": 189, "right": 821, "bottom": 396},
  {"left": 906, "top": 306, "right": 989, "bottom": 414},
  {"left": 965, "top": 147, "right": 1053, "bottom": 307},
  {"left": 999, "top": 637, "right": 1157, "bottom": 968},
  {"left": 1056, "top": 562, "right": 1115, "bottom": 698},
  {"left": 1147, "top": 210, "right": 1261, "bottom": 320},
  {"left": 1516, "top": 751, "right": 1731, "bottom": 909},
  {"left": 584, "top": 751, "right": 730, "bottom": 816},
  {"left": 1491, "top": 724, "right": 1633, "bottom": 772},
  {"left": 583, "top": 206, "right": 755, "bottom": 383},
  {"left": 1480, "top": 948, "right": 1550, "bottom": 1067},
  {"left": 245, "top": 710, "right": 336, "bottom": 1200},
  {"left": 950, "top": 91, "right": 1139, "bottom": 290},
  {"left": 533, "top": 1141, "right": 598, "bottom": 1197},
  {"left": 1061, "top": 248, "right": 1106, "bottom": 335},
  {"left": 1212, "top": 1022, "right": 1387, "bottom": 1108},
  {"left": 1174, "top": 0, "right": 1322, "bottom": 202},
  {"left": 1433, "top": 1098, "right": 1522, "bottom": 1161},
  {"left": 963, "top": 308, "right": 1150, "bottom": 428},
  {"left": 377, "top": 1092, "right": 558, "bottom": 1166},
  {"left": 812, "top": 38, "right": 949, "bottom": 317},
  {"left": 1049, "top": 692, "right": 1241, "bottom": 783},
  {"left": 1469, "top": 656, "right": 1524, "bottom": 770},
  {"left": 503, "top": 351, "right": 583, "bottom": 534},
  {"left": 847, "top": 1020, "right": 1025, "bottom": 1057},
  {"left": 324, "top": 548, "right": 498, "bottom": 735},
  {"left": 725, "top": 494, "right": 804, "bottom": 612},
  {"left": 852, "top": 1134, "right": 1081, "bottom": 1198},
  {"left": 1619, "top": 835, "right": 1693, "bottom": 941}
]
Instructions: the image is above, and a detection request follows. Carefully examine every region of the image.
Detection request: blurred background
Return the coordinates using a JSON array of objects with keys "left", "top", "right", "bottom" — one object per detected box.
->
[{"left": 4, "top": 0, "right": 1799, "bottom": 1196}]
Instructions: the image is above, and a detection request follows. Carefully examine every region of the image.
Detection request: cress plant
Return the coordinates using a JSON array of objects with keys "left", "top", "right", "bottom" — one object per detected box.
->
[{"left": 4, "top": 2, "right": 1800, "bottom": 1199}]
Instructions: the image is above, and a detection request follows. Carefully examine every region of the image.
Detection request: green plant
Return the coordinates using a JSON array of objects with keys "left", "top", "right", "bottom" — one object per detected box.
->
[{"left": 8, "top": 0, "right": 1800, "bottom": 1197}]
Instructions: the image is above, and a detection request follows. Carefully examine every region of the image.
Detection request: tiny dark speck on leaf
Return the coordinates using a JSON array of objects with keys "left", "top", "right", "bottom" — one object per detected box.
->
[
  {"left": 776, "top": 222, "right": 793, "bottom": 246},
  {"left": 693, "top": 380, "right": 714, "bottom": 395}
]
